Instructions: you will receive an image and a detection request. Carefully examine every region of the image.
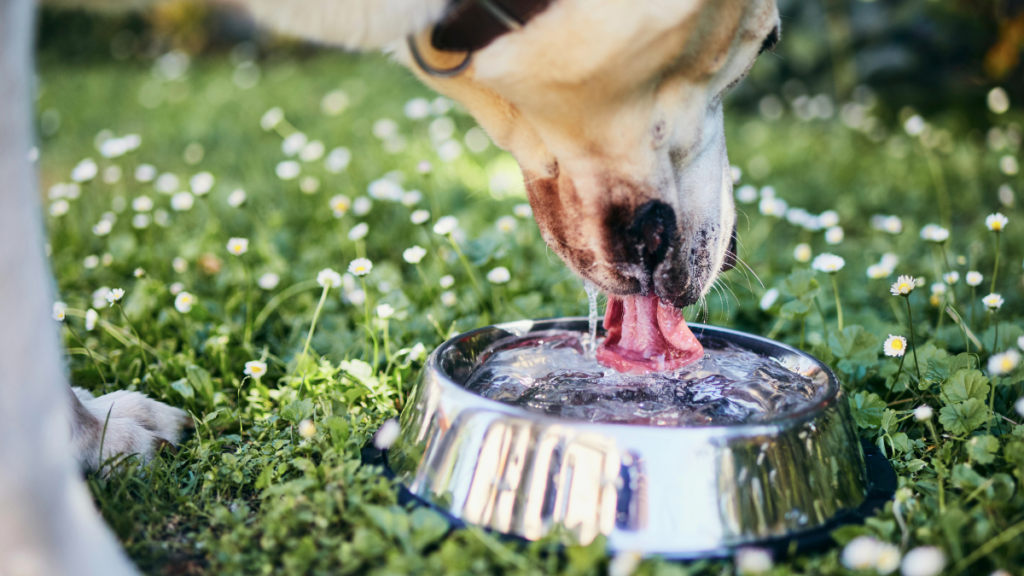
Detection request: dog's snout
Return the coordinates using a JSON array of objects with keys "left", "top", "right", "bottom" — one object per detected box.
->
[{"left": 628, "top": 200, "right": 677, "bottom": 275}]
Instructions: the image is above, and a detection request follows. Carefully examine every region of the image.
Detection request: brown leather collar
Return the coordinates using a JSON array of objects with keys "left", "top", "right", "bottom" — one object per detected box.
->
[{"left": 431, "top": 0, "right": 554, "bottom": 52}]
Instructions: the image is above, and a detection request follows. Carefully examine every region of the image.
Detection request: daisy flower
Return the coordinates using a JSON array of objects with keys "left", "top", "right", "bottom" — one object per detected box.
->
[
  {"left": 317, "top": 268, "right": 342, "bottom": 288},
  {"left": 376, "top": 303, "right": 395, "bottom": 319},
  {"left": 496, "top": 215, "right": 517, "bottom": 233},
  {"left": 260, "top": 107, "right": 284, "bottom": 131},
  {"left": 890, "top": 275, "right": 916, "bottom": 296},
  {"left": 914, "top": 405, "right": 933, "bottom": 421},
  {"left": 78, "top": 309, "right": 98, "bottom": 334},
  {"left": 819, "top": 210, "right": 840, "bottom": 228},
  {"left": 736, "top": 185, "right": 758, "bottom": 204},
  {"left": 440, "top": 290, "right": 457, "bottom": 306},
  {"left": 433, "top": 215, "right": 458, "bottom": 235},
  {"left": 1019, "top": 334, "right": 1024, "bottom": 352},
  {"left": 71, "top": 158, "right": 98, "bottom": 182},
  {"left": 275, "top": 160, "right": 301, "bottom": 180},
  {"left": 282, "top": 132, "right": 308, "bottom": 156},
  {"left": 988, "top": 349, "right": 1021, "bottom": 375},
  {"left": 373, "top": 419, "right": 400, "bottom": 449},
  {"left": 983, "top": 293, "right": 1004, "bottom": 310},
  {"left": 52, "top": 302, "right": 66, "bottom": 322},
  {"left": 901, "top": 547, "right": 945, "bottom": 576},
  {"left": 759, "top": 288, "right": 780, "bottom": 310},
  {"left": 402, "top": 190, "right": 423, "bottom": 207},
  {"left": 50, "top": 200, "right": 70, "bottom": 217},
  {"left": 298, "top": 419, "right": 316, "bottom": 439},
  {"left": 966, "top": 271, "right": 983, "bottom": 286},
  {"left": 930, "top": 283, "right": 947, "bottom": 296},
  {"left": 133, "top": 268, "right": 146, "bottom": 278},
  {"left": 329, "top": 195, "right": 351, "bottom": 217},
  {"left": 325, "top": 147, "right": 352, "bottom": 173},
  {"left": 487, "top": 266, "right": 511, "bottom": 284},
  {"left": 135, "top": 164, "right": 157, "bottom": 182},
  {"left": 348, "top": 258, "right": 373, "bottom": 277},
  {"left": 943, "top": 271, "right": 959, "bottom": 285},
  {"left": 172, "top": 257, "right": 188, "bottom": 274},
  {"left": 410, "top": 209, "right": 431, "bottom": 225},
  {"left": 608, "top": 552, "right": 642, "bottom": 576},
  {"left": 169, "top": 282, "right": 184, "bottom": 295},
  {"left": 244, "top": 360, "right": 267, "bottom": 380},
  {"left": 842, "top": 536, "right": 881, "bottom": 570},
  {"left": 513, "top": 203, "right": 533, "bottom": 218},
  {"left": 867, "top": 264, "right": 890, "bottom": 279},
  {"left": 919, "top": 224, "right": 949, "bottom": 243},
  {"left": 346, "top": 289, "right": 366, "bottom": 305},
  {"left": 226, "top": 237, "right": 249, "bottom": 256},
  {"left": 403, "top": 246, "right": 427, "bottom": 264},
  {"left": 155, "top": 173, "right": 179, "bottom": 194},
  {"left": 174, "top": 292, "right": 194, "bottom": 313},
  {"left": 883, "top": 215, "right": 903, "bottom": 234},
  {"left": 875, "top": 543, "right": 901, "bottom": 575},
  {"left": 227, "top": 189, "right": 247, "bottom": 207},
  {"left": 793, "top": 243, "right": 812, "bottom": 263},
  {"left": 171, "top": 191, "right": 194, "bottom": 211},
  {"left": 106, "top": 288, "right": 125, "bottom": 306},
  {"left": 811, "top": 253, "right": 845, "bottom": 273},
  {"left": 190, "top": 172, "right": 214, "bottom": 195},
  {"left": 348, "top": 222, "right": 369, "bottom": 240},
  {"left": 92, "top": 219, "right": 113, "bottom": 236},
  {"left": 132, "top": 195, "right": 154, "bottom": 212},
  {"left": 986, "top": 212, "right": 1009, "bottom": 232},
  {"left": 300, "top": 140, "right": 325, "bottom": 162},
  {"left": 416, "top": 160, "right": 433, "bottom": 174},
  {"left": 883, "top": 335, "right": 907, "bottom": 357},
  {"left": 439, "top": 275, "right": 455, "bottom": 289},
  {"left": 258, "top": 272, "right": 280, "bottom": 290}
]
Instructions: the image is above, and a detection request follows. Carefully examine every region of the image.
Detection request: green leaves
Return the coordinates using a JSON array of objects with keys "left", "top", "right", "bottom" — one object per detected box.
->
[
  {"left": 967, "top": 435, "right": 999, "bottom": 465},
  {"left": 778, "top": 269, "right": 820, "bottom": 320},
  {"left": 186, "top": 364, "right": 216, "bottom": 406},
  {"left": 849, "top": 391, "right": 887, "bottom": 429},
  {"left": 829, "top": 325, "right": 880, "bottom": 374},
  {"left": 939, "top": 398, "right": 988, "bottom": 435},
  {"left": 280, "top": 399, "right": 314, "bottom": 424},
  {"left": 941, "top": 370, "right": 990, "bottom": 403}
]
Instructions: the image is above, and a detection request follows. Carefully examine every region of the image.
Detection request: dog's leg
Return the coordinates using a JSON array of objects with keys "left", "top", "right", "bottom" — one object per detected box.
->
[
  {"left": 70, "top": 387, "right": 191, "bottom": 471},
  {"left": 0, "top": 1, "right": 138, "bottom": 574}
]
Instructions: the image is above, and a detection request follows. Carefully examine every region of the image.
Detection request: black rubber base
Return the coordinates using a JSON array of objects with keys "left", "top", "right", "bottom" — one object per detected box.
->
[{"left": 362, "top": 439, "right": 896, "bottom": 560}]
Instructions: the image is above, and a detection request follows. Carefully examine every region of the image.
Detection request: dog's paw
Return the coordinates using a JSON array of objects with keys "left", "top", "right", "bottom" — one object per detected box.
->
[{"left": 70, "top": 387, "right": 191, "bottom": 471}]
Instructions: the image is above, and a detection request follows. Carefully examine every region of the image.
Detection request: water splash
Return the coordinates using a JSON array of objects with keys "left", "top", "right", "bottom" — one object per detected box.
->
[
  {"left": 464, "top": 330, "right": 823, "bottom": 427},
  {"left": 584, "top": 281, "right": 600, "bottom": 356}
]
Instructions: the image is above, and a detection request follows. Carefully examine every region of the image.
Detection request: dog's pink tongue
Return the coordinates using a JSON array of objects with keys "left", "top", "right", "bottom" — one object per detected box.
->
[{"left": 596, "top": 294, "right": 703, "bottom": 374}]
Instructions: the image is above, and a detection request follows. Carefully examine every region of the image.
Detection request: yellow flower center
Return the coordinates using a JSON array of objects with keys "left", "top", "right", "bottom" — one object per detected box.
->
[
  {"left": 1001, "top": 358, "right": 1014, "bottom": 371},
  {"left": 993, "top": 221, "right": 1003, "bottom": 231},
  {"left": 892, "top": 339, "right": 904, "bottom": 350},
  {"left": 899, "top": 283, "right": 909, "bottom": 292}
]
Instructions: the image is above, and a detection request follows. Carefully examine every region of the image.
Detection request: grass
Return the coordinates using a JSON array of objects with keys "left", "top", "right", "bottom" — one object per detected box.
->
[{"left": 38, "top": 48, "right": 1024, "bottom": 575}]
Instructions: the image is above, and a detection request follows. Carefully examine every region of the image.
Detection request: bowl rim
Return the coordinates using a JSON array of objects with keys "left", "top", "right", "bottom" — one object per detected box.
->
[{"left": 426, "top": 317, "right": 843, "bottom": 435}]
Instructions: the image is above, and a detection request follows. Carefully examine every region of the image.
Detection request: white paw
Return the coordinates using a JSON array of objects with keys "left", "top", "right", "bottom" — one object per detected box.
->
[{"left": 70, "top": 387, "right": 191, "bottom": 471}]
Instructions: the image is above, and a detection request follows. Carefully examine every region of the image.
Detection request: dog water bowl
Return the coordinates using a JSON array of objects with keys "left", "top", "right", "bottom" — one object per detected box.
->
[{"left": 381, "top": 318, "right": 894, "bottom": 557}]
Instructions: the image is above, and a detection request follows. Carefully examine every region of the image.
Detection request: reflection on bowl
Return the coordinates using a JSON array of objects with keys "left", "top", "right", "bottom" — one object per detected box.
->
[{"left": 385, "top": 318, "right": 893, "bottom": 557}]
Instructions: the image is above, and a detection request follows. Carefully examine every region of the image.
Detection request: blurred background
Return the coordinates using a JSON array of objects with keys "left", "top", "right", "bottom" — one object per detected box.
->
[{"left": 37, "top": 0, "right": 1022, "bottom": 119}]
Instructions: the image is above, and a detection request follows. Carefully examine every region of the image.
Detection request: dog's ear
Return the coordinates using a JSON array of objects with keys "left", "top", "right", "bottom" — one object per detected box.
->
[
  {"left": 242, "top": 0, "right": 449, "bottom": 50},
  {"left": 42, "top": 0, "right": 449, "bottom": 51}
]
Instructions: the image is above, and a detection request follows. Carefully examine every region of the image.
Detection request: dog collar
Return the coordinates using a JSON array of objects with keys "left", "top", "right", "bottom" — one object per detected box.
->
[{"left": 408, "top": 0, "right": 553, "bottom": 77}]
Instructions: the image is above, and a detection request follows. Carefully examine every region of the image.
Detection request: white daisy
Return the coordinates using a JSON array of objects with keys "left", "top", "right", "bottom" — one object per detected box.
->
[
  {"left": 875, "top": 543, "right": 901, "bottom": 575},
  {"left": 133, "top": 268, "right": 146, "bottom": 278},
  {"left": 299, "top": 140, "right": 325, "bottom": 162},
  {"left": 300, "top": 176, "right": 320, "bottom": 194},
  {"left": 440, "top": 290, "right": 457, "bottom": 306},
  {"left": 154, "top": 173, "right": 180, "bottom": 194},
  {"left": 914, "top": 405, "right": 933, "bottom": 421},
  {"left": 71, "top": 158, "right": 98, "bottom": 182},
  {"left": 227, "top": 188, "right": 246, "bottom": 207},
  {"left": 416, "top": 160, "right": 433, "bottom": 174},
  {"left": 759, "top": 288, "right": 780, "bottom": 310},
  {"left": 811, "top": 253, "right": 845, "bottom": 273},
  {"left": 244, "top": 360, "right": 267, "bottom": 380},
  {"left": 373, "top": 419, "right": 401, "bottom": 449},
  {"left": 171, "top": 191, "right": 194, "bottom": 211},
  {"left": 348, "top": 222, "right": 369, "bottom": 241},
  {"left": 901, "top": 546, "right": 945, "bottom": 576},
  {"left": 172, "top": 257, "right": 188, "bottom": 274},
  {"left": 260, "top": 107, "right": 284, "bottom": 131},
  {"left": 735, "top": 185, "right": 758, "bottom": 204},
  {"left": 226, "top": 237, "right": 249, "bottom": 256},
  {"left": 52, "top": 302, "right": 66, "bottom": 322},
  {"left": 883, "top": 334, "right": 907, "bottom": 357},
  {"left": 325, "top": 147, "right": 353, "bottom": 173},
  {"left": 919, "top": 224, "right": 949, "bottom": 243},
  {"left": 890, "top": 275, "right": 917, "bottom": 296},
  {"left": 85, "top": 308, "right": 99, "bottom": 331},
  {"left": 735, "top": 547, "right": 772, "bottom": 575},
  {"left": 793, "top": 243, "right": 812, "bottom": 263},
  {"left": 867, "top": 264, "right": 891, "bottom": 279},
  {"left": 402, "top": 190, "right": 423, "bottom": 207},
  {"left": 842, "top": 536, "right": 881, "bottom": 570},
  {"left": 818, "top": 210, "right": 840, "bottom": 228},
  {"left": 135, "top": 164, "right": 157, "bottom": 182},
  {"left": 174, "top": 292, "right": 194, "bottom": 313},
  {"left": 989, "top": 349, "right": 1021, "bottom": 375},
  {"left": 433, "top": 215, "right": 459, "bottom": 235},
  {"left": 411, "top": 209, "right": 431, "bottom": 225},
  {"left": 84, "top": 255, "right": 100, "bottom": 269},
  {"left": 329, "top": 195, "right": 351, "bottom": 217},
  {"left": 348, "top": 258, "right": 373, "bottom": 277},
  {"left": 439, "top": 275, "right": 455, "bottom": 289},
  {"left": 132, "top": 195, "right": 154, "bottom": 212},
  {"left": 275, "top": 160, "right": 301, "bottom": 180},
  {"left": 403, "top": 246, "right": 427, "bottom": 264},
  {"left": 824, "top": 226, "right": 844, "bottom": 245},
  {"left": 376, "top": 303, "right": 395, "bottom": 319},
  {"left": 190, "top": 172, "right": 214, "bottom": 195},
  {"left": 943, "top": 271, "right": 959, "bottom": 285},
  {"left": 487, "top": 267, "right": 511, "bottom": 284},
  {"left": 513, "top": 203, "right": 533, "bottom": 218},
  {"left": 931, "top": 283, "right": 947, "bottom": 296},
  {"left": 317, "top": 268, "right": 342, "bottom": 288},
  {"left": 346, "top": 289, "right": 366, "bottom": 306},
  {"left": 966, "top": 271, "right": 983, "bottom": 286},
  {"left": 169, "top": 282, "right": 184, "bottom": 295},
  {"left": 298, "top": 419, "right": 317, "bottom": 439},
  {"left": 352, "top": 196, "right": 372, "bottom": 216},
  {"left": 496, "top": 215, "right": 517, "bottom": 233},
  {"left": 983, "top": 293, "right": 1004, "bottom": 310},
  {"left": 258, "top": 272, "right": 280, "bottom": 290},
  {"left": 986, "top": 212, "right": 1009, "bottom": 231},
  {"left": 106, "top": 288, "right": 125, "bottom": 306},
  {"left": 281, "top": 132, "right": 308, "bottom": 156},
  {"left": 884, "top": 215, "right": 903, "bottom": 234},
  {"left": 50, "top": 200, "right": 70, "bottom": 217},
  {"left": 608, "top": 551, "right": 642, "bottom": 576}
]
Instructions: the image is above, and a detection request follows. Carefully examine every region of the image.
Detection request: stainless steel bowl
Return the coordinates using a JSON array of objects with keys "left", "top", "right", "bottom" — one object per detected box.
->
[{"left": 385, "top": 318, "right": 893, "bottom": 557}]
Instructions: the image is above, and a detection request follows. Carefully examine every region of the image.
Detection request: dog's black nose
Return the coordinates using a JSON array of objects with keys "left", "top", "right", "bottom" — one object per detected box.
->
[{"left": 627, "top": 200, "right": 677, "bottom": 276}]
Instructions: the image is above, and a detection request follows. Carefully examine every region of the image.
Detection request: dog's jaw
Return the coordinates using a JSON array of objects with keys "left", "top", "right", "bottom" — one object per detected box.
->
[{"left": 401, "top": 0, "right": 777, "bottom": 309}]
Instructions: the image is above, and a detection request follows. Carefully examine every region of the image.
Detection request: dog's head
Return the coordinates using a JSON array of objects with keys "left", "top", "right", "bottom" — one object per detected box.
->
[{"left": 402, "top": 0, "right": 779, "bottom": 306}]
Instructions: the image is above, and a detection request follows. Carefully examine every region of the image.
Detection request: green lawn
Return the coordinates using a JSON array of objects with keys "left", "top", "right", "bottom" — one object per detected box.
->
[{"left": 38, "top": 51, "right": 1024, "bottom": 575}]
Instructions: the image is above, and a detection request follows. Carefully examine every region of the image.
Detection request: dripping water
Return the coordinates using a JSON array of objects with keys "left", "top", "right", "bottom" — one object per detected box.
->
[{"left": 584, "top": 281, "right": 600, "bottom": 357}]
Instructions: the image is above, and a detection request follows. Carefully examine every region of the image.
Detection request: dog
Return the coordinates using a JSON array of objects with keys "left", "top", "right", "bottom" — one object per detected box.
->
[{"left": 0, "top": 0, "right": 779, "bottom": 572}]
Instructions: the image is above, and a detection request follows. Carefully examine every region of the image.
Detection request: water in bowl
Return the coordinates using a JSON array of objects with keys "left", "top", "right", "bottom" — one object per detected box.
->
[{"left": 463, "top": 330, "right": 823, "bottom": 426}]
